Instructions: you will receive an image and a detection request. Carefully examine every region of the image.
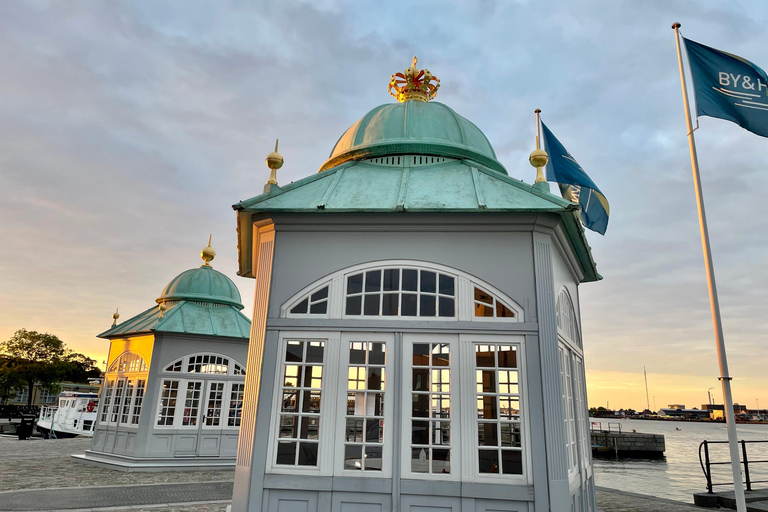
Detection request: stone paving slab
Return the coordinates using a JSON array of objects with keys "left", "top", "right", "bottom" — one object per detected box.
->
[
  {"left": 0, "top": 482, "right": 233, "bottom": 511},
  {"left": 596, "top": 487, "right": 701, "bottom": 511},
  {"left": 0, "top": 437, "right": 234, "bottom": 492}
]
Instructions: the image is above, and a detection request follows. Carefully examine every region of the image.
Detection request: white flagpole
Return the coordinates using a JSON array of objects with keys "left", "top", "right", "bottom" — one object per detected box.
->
[{"left": 672, "top": 22, "right": 747, "bottom": 511}]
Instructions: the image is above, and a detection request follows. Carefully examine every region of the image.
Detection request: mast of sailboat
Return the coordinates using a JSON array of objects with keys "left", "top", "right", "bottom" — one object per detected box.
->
[{"left": 644, "top": 366, "right": 651, "bottom": 411}]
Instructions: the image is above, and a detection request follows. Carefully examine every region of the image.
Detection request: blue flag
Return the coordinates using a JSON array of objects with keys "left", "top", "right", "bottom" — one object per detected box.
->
[
  {"left": 684, "top": 37, "right": 768, "bottom": 138},
  {"left": 540, "top": 121, "right": 609, "bottom": 235}
]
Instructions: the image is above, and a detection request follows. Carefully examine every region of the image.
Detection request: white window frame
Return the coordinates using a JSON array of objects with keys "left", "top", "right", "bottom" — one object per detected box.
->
[
  {"left": 281, "top": 260, "right": 524, "bottom": 322},
  {"left": 162, "top": 352, "right": 246, "bottom": 376},
  {"left": 153, "top": 378, "right": 244, "bottom": 430},
  {"left": 38, "top": 388, "right": 56, "bottom": 404},
  {"left": 266, "top": 331, "right": 340, "bottom": 476},
  {"left": 333, "top": 332, "right": 395, "bottom": 477},
  {"left": 108, "top": 352, "right": 148, "bottom": 373},
  {"left": 400, "top": 333, "right": 462, "bottom": 481}
]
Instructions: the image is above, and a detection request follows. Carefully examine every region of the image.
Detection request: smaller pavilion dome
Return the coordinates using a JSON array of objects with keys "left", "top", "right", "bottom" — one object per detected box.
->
[{"left": 157, "top": 244, "right": 243, "bottom": 310}]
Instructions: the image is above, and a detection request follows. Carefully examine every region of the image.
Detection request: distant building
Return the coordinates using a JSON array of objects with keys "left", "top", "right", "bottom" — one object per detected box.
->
[
  {"left": 668, "top": 404, "right": 685, "bottom": 410},
  {"left": 73, "top": 244, "right": 251, "bottom": 470},
  {"left": 703, "top": 403, "right": 748, "bottom": 421},
  {"left": 658, "top": 408, "right": 709, "bottom": 419},
  {"left": 6, "top": 382, "right": 101, "bottom": 407}
]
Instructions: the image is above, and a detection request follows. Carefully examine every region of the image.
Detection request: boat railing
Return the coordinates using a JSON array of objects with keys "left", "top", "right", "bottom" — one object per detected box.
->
[
  {"left": 39, "top": 406, "right": 58, "bottom": 421},
  {"left": 699, "top": 439, "right": 768, "bottom": 493}
]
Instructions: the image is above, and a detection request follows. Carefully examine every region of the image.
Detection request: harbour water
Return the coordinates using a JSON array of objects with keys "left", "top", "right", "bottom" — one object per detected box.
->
[{"left": 591, "top": 418, "right": 768, "bottom": 503}]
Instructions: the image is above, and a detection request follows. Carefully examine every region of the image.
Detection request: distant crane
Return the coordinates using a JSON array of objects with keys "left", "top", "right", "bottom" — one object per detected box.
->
[{"left": 708, "top": 387, "right": 715, "bottom": 405}]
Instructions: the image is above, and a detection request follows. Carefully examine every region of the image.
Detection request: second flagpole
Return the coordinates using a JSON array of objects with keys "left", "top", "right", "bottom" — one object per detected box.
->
[{"left": 672, "top": 22, "right": 746, "bottom": 512}]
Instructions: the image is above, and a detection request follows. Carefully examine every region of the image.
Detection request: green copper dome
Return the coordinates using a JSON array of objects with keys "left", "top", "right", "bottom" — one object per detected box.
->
[
  {"left": 157, "top": 265, "right": 244, "bottom": 310},
  {"left": 319, "top": 101, "right": 507, "bottom": 175}
]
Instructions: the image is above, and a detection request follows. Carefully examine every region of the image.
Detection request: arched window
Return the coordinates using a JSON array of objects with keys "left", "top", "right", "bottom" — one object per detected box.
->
[
  {"left": 163, "top": 353, "right": 246, "bottom": 376},
  {"left": 282, "top": 260, "right": 523, "bottom": 322},
  {"left": 556, "top": 289, "right": 580, "bottom": 347},
  {"left": 108, "top": 352, "right": 148, "bottom": 373}
]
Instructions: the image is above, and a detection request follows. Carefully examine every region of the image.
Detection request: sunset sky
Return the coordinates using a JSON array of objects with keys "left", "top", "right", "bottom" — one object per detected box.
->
[{"left": 1, "top": 0, "right": 766, "bottom": 412}]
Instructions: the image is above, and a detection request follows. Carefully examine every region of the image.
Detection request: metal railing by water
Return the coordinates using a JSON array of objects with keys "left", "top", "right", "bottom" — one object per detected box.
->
[
  {"left": 590, "top": 421, "right": 622, "bottom": 433},
  {"left": 699, "top": 439, "right": 768, "bottom": 493}
]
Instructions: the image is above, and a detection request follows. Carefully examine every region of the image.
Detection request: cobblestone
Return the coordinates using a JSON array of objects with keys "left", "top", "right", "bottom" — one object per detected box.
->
[{"left": 0, "top": 437, "right": 234, "bottom": 492}]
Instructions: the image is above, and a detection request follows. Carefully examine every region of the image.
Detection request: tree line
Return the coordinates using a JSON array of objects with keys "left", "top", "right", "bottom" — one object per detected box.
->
[{"left": 0, "top": 329, "right": 101, "bottom": 406}]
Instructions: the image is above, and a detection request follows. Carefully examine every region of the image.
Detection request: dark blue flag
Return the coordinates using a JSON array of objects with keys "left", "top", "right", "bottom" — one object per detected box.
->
[
  {"left": 685, "top": 37, "right": 768, "bottom": 137},
  {"left": 541, "top": 121, "right": 609, "bottom": 235}
]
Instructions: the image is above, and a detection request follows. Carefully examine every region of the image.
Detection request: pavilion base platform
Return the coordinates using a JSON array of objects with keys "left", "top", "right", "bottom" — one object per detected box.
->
[
  {"left": 694, "top": 488, "right": 768, "bottom": 510},
  {"left": 71, "top": 450, "right": 236, "bottom": 472}
]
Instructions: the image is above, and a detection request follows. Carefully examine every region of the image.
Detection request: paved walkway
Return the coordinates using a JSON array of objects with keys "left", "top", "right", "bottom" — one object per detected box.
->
[{"left": 596, "top": 487, "right": 701, "bottom": 511}]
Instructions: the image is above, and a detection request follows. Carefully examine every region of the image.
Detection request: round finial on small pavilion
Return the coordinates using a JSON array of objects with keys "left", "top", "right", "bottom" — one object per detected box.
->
[
  {"left": 158, "top": 302, "right": 167, "bottom": 319},
  {"left": 266, "top": 139, "right": 283, "bottom": 188},
  {"left": 112, "top": 308, "right": 120, "bottom": 327},
  {"left": 201, "top": 234, "right": 216, "bottom": 267}
]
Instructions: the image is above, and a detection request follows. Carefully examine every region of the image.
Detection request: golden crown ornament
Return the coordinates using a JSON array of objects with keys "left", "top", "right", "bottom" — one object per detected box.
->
[{"left": 388, "top": 57, "right": 440, "bottom": 103}]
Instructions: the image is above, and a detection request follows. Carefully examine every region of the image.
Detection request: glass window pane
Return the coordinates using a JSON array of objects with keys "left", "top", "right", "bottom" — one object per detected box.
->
[
  {"left": 478, "top": 449, "right": 499, "bottom": 473},
  {"left": 285, "top": 341, "right": 303, "bottom": 362},
  {"left": 412, "top": 420, "right": 429, "bottom": 445},
  {"left": 501, "top": 450, "right": 523, "bottom": 475},
  {"left": 276, "top": 441, "right": 296, "bottom": 465},
  {"left": 290, "top": 299, "right": 308, "bottom": 314},
  {"left": 281, "top": 391, "right": 298, "bottom": 412},
  {"left": 365, "top": 270, "right": 381, "bottom": 292},
  {"left": 431, "top": 395, "right": 450, "bottom": 418},
  {"left": 302, "top": 391, "right": 321, "bottom": 413},
  {"left": 433, "top": 421, "right": 451, "bottom": 445},
  {"left": 412, "top": 394, "right": 429, "bottom": 417},
  {"left": 382, "top": 293, "right": 398, "bottom": 316},
  {"left": 368, "top": 393, "right": 384, "bottom": 416},
  {"left": 478, "top": 396, "right": 498, "bottom": 419},
  {"left": 300, "top": 416, "right": 320, "bottom": 440},
  {"left": 279, "top": 416, "right": 298, "bottom": 438},
  {"left": 298, "top": 442, "right": 318, "bottom": 466},
  {"left": 499, "top": 397, "right": 520, "bottom": 419},
  {"left": 498, "top": 347, "right": 517, "bottom": 368},
  {"left": 283, "top": 365, "right": 302, "bottom": 387},
  {"left": 303, "top": 366, "right": 323, "bottom": 388},
  {"left": 401, "top": 293, "right": 417, "bottom": 316},
  {"left": 311, "top": 287, "right": 328, "bottom": 302},
  {"left": 421, "top": 271, "right": 436, "bottom": 293},
  {"left": 369, "top": 343, "right": 385, "bottom": 365},
  {"left": 346, "top": 296, "right": 362, "bottom": 316},
  {"left": 432, "top": 449, "right": 451, "bottom": 474},
  {"left": 475, "top": 303, "right": 494, "bottom": 317},
  {"left": 364, "top": 445, "right": 382, "bottom": 471},
  {"left": 478, "top": 370, "right": 496, "bottom": 393},
  {"left": 412, "top": 368, "right": 429, "bottom": 391},
  {"left": 478, "top": 422, "right": 498, "bottom": 446},
  {"left": 365, "top": 418, "right": 382, "bottom": 443},
  {"left": 309, "top": 302, "right": 327, "bottom": 314},
  {"left": 368, "top": 368, "right": 385, "bottom": 391},
  {"left": 412, "top": 448, "right": 429, "bottom": 473},
  {"left": 402, "top": 269, "right": 418, "bottom": 291},
  {"left": 306, "top": 342, "right": 324, "bottom": 363},
  {"left": 475, "top": 345, "right": 495, "bottom": 368},
  {"left": 349, "top": 342, "right": 366, "bottom": 364},
  {"left": 383, "top": 269, "right": 400, "bottom": 291},
  {"left": 497, "top": 302, "right": 515, "bottom": 318},
  {"left": 501, "top": 423, "right": 522, "bottom": 447},
  {"left": 344, "top": 444, "right": 362, "bottom": 470},
  {"left": 347, "top": 391, "right": 362, "bottom": 415},
  {"left": 475, "top": 287, "right": 493, "bottom": 305},
  {"left": 432, "top": 344, "right": 450, "bottom": 366},
  {"left": 439, "top": 275, "right": 454, "bottom": 295},
  {"left": 364, "top": 294, "right": 380, "bottom": 315},
  {"left": 438, "top": 297, "right": 455, "bottom": 317},
  {"left": 420, "top": 295, "right": 436, "bottom": 316},
  {"left": 413, "top": 344, "right": 430, "bottom": 366},
  {"left": 346, "top": 418, "right": 364, "bottom": 442},
  {"left": 347, "top": 273, "right": 363, "bottom": 294}
]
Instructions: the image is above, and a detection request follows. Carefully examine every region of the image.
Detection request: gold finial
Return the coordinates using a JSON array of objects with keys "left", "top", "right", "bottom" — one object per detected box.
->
[
  {"left": 388, "top": 57, "right": 440, "bottom": 103},
  {"left": 265, "top": 139, "right": 283, "bottom": 192},
  {"left": 201, "top": 235, "right": 216, "bottom": 267},
  {"left": 158, "top": 303, "right": 167, "bottom": 319},
  {"left": 112, "top": 308, "right": 120, "bottom": 327},
  {"left": 529, "top": 109, "right": 549, "bottom": 184}
]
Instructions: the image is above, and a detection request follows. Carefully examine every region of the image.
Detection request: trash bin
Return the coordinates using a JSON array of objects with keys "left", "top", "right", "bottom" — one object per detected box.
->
[{"left": 17, "top": 414, "right": 35, "bottom": 440}]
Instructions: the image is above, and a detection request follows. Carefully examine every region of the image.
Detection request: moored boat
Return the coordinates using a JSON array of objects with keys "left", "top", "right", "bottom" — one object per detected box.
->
[{"left": 36, "top": 392, "right": 99, "bottom": 438}]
